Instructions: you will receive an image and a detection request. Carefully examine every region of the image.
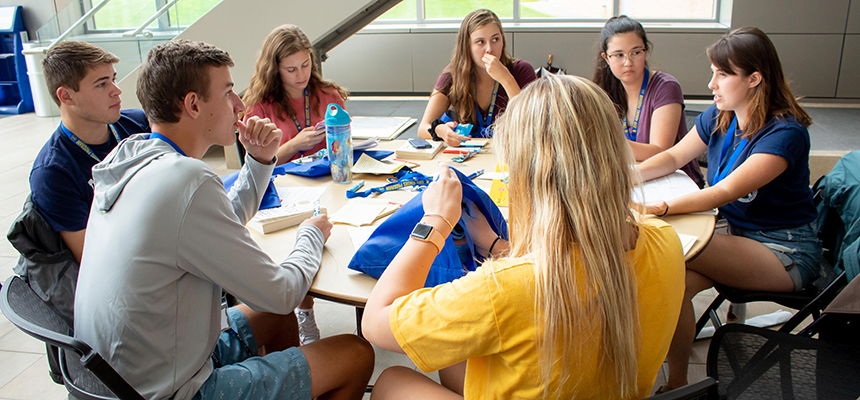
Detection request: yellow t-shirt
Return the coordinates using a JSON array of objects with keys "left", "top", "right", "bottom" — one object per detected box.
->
[{"left": 390, "top": 219, "right": 685, "bottom": 399}]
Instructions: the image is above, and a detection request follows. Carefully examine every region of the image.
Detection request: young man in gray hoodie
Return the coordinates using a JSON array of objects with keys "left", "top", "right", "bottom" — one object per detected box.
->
[{"left": 74, "top": 39, "right": 373, "bottom": 400}]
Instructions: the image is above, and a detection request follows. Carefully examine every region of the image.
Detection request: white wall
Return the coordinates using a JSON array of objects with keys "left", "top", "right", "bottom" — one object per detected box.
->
[
  {"left": 322, "top": 0, "right": 860, "bottom": 99},
  {"left": 117, "top": 0, "right": 381, "bottom": 109}
]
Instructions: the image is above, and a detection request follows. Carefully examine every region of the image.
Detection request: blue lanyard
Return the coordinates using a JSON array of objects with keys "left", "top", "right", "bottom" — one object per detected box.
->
[
  {"left": 711, "top": 116, "right": 747, "bottom": 186},
  {"left": 346, "top": 169, "right": 432, "bottom": 199},
  {"left": 472, "top": 76, "right": 500, "bottom": 130},
  {"left": 149, "top": 132, "right": 187, "bottom": 157},
  {"left": 290, "top": 88, "right": 311, "bottom": 133},
  {"left": 60, "top": 122, "right": 121, "bottom": 162},
  {"left": 621, "top": 68, "right": 649, "bottom": 141}
]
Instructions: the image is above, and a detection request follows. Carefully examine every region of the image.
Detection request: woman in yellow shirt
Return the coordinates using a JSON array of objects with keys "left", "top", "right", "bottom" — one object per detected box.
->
[{"left": 362, "top": 75, "right": 686, "bottom": 399}]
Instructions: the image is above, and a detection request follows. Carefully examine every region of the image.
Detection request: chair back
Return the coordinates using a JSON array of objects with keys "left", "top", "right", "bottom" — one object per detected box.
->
[
  {"left": 0, "top": 276, "right": 144, "bottom": 400},
  {"left": 813, "top": 150, "right": 860, "bottom": 282}
]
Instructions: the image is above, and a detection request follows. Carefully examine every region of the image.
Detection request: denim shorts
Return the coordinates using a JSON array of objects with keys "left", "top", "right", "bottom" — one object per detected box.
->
[
  {"left": 730, "top": 223, "right": 822, "bottom": 291},
  {"left": 193, "top": 307, "right": 312, "bottom": 400}
]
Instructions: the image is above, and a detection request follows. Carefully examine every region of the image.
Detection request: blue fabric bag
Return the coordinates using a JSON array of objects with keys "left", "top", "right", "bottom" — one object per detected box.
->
[
  {"left": 347, "top": 167, "right": 508, "bottom": 287},
  {"left": 280, "top": 150, "right": 394, "bottom": 177},
  {"left": 221, "top": 165, "right": 288, "bottom": 210}
]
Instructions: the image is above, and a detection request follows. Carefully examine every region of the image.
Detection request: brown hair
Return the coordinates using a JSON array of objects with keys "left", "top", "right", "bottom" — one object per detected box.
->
[
  {"left": 243, "top": 24, "right": 347, "bottom": 122},
  {"left": 42, "top": 41, "right": 120, "bottom": 105},
  {"left": 592, "top": 15, "right": 652, "bottom": 118},
  {"left": 448, "top": 9, "right": 514, "bottom": 125},
  {"left": 137, "top": 39, "right": 234, "bottom": 124},
  {"left": 707, "top": 27, "right": 811, "bottom": 139}
]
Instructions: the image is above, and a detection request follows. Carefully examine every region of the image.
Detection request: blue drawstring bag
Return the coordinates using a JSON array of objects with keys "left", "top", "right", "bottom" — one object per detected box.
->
[
  {"left": 221, "top": 165, "right": 288, "bottom": 210},
  {"left": 348, "top": 167, "right": 508, "bottom": 287},
  {"left": 281, "top": 150, "right": 394, "bottom": 177}
]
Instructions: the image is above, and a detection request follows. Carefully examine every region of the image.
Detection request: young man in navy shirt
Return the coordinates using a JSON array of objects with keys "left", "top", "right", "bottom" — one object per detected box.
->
[{"left": 29, "top": 41, "right": 150, "bottom": 263}]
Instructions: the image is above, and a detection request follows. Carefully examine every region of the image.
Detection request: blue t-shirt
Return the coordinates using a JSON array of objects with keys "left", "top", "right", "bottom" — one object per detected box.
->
[
  {"left": 30, "top": 109, "right": 150, "bottom": 232},
  {"left": 696, "top": 105, "right": 816, "bottom": 231}
]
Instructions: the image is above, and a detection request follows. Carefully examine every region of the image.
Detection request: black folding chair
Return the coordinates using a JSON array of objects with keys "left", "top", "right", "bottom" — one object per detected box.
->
[
  {"left": 0, "top": 276, "right": 144, "bottom": 400},
  {"left": 643, "top": 377, "right": 720, "bottom": 400},
  {"left": 707, "top": 275, "right": 860, "bottom": 399}
]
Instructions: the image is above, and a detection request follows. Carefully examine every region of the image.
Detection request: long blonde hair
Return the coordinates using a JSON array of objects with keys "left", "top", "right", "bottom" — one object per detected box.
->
[
  {"left": 448, "top": 9, "right": 514, "bottom": 125},
  {"left": 243, "top": 24, "right": 347, "bottom": 122},
  {"left": 494, "top": 75, "right": 641, "bottom": 398}
]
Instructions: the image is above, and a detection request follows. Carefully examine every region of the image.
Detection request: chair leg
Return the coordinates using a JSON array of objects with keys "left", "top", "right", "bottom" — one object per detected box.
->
[
  {"left": 355, "top": 306, "right": 364, "bottom": 338},
  {"left": 696, "top": 294, "right": 726, "bottom": 336}
]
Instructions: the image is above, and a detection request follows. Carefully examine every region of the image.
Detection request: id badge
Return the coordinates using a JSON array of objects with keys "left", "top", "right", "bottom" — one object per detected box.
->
[{"left": 220, "top": 294, "right": 231, "bottom": 332}]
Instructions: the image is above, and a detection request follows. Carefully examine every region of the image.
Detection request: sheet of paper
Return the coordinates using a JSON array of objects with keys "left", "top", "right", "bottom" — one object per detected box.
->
[
  {"left": 351, "top": 153, "right": 405, "bottom": 175},
  {"left": 677, "top": 233, "right": 698, "bottom": 255},
  {"left": 477, "top": 172, "right": 508, "bottom": 181},
  {"left": 632, "top": 170, "right": 700, "bottom": 204},
  {"left": 347, "top": 226, "right": 378, "bottom": 250},
  {"left": 353, "top": 137, "right": 379, "bottom": 151},
  {"left": 350, "top": 116, "right": 416, "bottom": 140},
  {"left": 451, "top": 138, "right": 490, "bottom": 148},
  {"left": 276, "top": 186, "right": 327, "bottom": 206},
  {"left": 252, "top": 201, "right": 314, "bottom": 222},
  {"left": 330, "top": 198, "right": 391, "bottom": 226}
]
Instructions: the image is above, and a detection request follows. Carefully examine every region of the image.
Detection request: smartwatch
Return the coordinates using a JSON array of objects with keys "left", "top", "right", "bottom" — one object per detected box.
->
[{"left": 410, "top": 222, "right": 446, "bottom": 252}]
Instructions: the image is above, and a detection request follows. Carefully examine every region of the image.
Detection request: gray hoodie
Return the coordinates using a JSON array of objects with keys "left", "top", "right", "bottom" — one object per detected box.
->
[{"left": 74, "top": 134, "right": 324, "bottom": 400}]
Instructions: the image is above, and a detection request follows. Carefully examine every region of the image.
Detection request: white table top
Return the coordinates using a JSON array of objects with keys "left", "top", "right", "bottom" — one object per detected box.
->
[{"left": 249, "top": 140, "right": 715, "bottom": 306}]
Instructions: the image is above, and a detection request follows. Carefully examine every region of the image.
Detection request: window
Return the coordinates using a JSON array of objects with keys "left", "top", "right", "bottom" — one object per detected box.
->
[
  {"left": 88, "top": 0, "right": 220, "bottom": 32},
  {"left": 376, "top": 0, "right": 719, "bottom": 23}
]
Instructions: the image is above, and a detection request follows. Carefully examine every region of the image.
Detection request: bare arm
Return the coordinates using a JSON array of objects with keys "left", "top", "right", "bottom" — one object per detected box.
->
[
  {"left": 637, "top": 125, "right": 708, "bottom": 182},
  {"left": 59, "top": 229, "right": 85, "bottom": 264},
  {"left": 418, "top": 91, "right": 452, "bottom": 140},
  {"left": 629, "top": 103, "right": 683, "bottom": 161},
  {"left": 648, "top": 153, "right": 788, "bottom": 216},
  {"left": 362, "top": 164, "right": 462, "bottom": 353}
]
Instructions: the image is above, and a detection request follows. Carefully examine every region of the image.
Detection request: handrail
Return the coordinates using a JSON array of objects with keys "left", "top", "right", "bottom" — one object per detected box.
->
[
  {"left": 22, "top": 0, "right": 112, "bottom": 54},
  {"left": 122, "top": 0, "right": 180, "bottom": 38}
]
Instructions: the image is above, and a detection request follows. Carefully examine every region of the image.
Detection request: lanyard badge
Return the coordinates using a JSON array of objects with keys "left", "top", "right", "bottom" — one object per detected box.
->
[
  {"left": 621, "top": 68, "right": 650, "bottom": 142},
  {"left": 346, "top": 169, "right": 432, "bottom": 198},
  {"left": 711, "top": 116, "right": 748, "bottom": 186},
  {"left": 61, "top": 123, "right": 122, "bottom": 163},
  {"left": 472, "top": 76, "right": 500, "bottom": 132},
  {"left": 291, "top": 87, "right": 311, "bottom": 133}
]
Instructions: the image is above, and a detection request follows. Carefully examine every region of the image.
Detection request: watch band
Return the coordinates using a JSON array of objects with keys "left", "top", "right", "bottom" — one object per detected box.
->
[{"left": 410, "top": 222, "right": 446, "bottom": 252}]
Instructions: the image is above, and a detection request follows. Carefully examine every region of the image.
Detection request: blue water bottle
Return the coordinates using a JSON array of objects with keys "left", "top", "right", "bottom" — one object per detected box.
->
[{"left": 324, "top": 103, "right": 352, "bottom": 183}]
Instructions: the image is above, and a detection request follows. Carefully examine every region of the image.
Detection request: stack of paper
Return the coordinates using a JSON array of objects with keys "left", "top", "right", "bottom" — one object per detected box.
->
[
  {"left": 395, "top": 140, "right": 445, "bottom": 160},
  {"left": 330, "top": 198, "right": 401, "bottom": 226},
  {"left": 450, "top": 138, "right": 489, "bottom": 149},
  {"left": 351, "top": 117, "right": 416, "bottom": 140},
  {"left": 677, "top": 233, "right": 698, "bottom": 255},
  {"left": 351, "top": 153, "right": 406, "bottom": 175},
  {"left": 246, "top": 187, "right": 328, "bottom": 234}
]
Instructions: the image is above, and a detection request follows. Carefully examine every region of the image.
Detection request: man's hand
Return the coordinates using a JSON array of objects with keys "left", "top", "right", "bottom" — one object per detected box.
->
[
  {"left": 301, "top": 214, "right": 333, "bottom": 243},
  {"left": 238, "top": 116, "right": 282, "bottom": 164}
]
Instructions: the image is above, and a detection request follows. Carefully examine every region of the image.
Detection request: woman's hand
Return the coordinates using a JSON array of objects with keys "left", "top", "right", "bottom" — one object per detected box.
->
[
  {"left": 437, "top": 121, "right": 470, "bottom": 147},
  {"left": 422, "top": 162, "right": 462, "bottom": 233},
  {"left": 301, "top": 214, "right": 333, "bottom": 242},
  {"left": 644, "top": 200, "right": 669, "bottom": 217},
  {"left": 481, "top": 53, "right": 514, "bottom": 85},
  {"left": 289, "top": 126, "right": 326, "bottom": 152}
]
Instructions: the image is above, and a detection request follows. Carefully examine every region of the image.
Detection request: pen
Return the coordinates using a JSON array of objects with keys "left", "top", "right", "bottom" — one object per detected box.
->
[
  {"left": 467, "top": 169, "right": 484, "bottom": 180},
  {"left": 313, "top": 199, "right": 320, "bottom": 216}
]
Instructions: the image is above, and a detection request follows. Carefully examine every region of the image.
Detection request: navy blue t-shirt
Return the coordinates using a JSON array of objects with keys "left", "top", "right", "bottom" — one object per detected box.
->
[
  {"left": 30, "top": 109, "right": 150, "bottom": 232},
  {"left": 696, "top": 105, "right": 816, "bottom": 231}
]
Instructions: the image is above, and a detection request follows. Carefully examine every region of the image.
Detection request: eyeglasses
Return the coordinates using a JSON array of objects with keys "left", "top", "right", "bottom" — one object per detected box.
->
[{"left": 605, "top": 48, "right": 647, "bottom": 64}]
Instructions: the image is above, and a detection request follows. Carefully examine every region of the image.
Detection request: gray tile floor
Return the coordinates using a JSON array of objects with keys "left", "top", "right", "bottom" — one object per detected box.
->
[{"left": 0, "top": 97, "right": 857, "bottom": 399}]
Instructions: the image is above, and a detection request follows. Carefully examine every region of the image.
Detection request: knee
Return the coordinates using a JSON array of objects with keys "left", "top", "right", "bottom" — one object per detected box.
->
[
  {"left": 334, "top": 334, "right": 375, "bottom": 370},
  {"left": 376, "top": 366, "right": 414, "bottom": 385}
]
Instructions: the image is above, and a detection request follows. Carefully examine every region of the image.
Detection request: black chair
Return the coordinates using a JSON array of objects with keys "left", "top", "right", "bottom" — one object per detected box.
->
[
  {"left": 706, "top": 276, "right": 860, "bottom": 400},
  {"left": 644, "top": 377, "right": 720, "bottom": 400},
  {"left": 0, "top": 276, "right": 144, "bottom": 400}
]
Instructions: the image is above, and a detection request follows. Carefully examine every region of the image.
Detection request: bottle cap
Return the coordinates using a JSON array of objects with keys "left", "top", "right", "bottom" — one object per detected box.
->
[{"left": 324, "top": 103, "right": 350, "bottom": 126}]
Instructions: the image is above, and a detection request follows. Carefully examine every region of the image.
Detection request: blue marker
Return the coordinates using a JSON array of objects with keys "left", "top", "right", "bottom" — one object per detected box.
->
[
  {"left": 467, "top": 169, "right": 485, "bottom": 180},
  {"left": 313, "top": 199, "right": 320, "bottom": 216}
]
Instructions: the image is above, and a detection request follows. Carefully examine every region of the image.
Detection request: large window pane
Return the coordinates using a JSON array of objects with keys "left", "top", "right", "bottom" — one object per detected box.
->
[
  {"left": 167, "top": 0, "right": 221, "bottom": 27},
  {"left": 377, "top": 1, "right": 417, "bottom": 21},
  {"left": 424, "top": 0, "right": 513, "bottom": 20},
  {"left": 627, "top": 0, "right": 716, "bottom": 19},
  {"left": 520, "top": 0, "right": 613, "bottom": 19},
  {"left": 92, "top": 0, "right": 157, "bottom": 30}
]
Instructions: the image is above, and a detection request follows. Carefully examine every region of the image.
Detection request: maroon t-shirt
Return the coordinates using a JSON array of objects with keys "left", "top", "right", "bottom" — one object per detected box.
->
[
  {"left": 633, "top": 71, "right": 704, "bottom": 187},
  {"left": 434, "top": 59, "right": 536, "bottom": 126}
]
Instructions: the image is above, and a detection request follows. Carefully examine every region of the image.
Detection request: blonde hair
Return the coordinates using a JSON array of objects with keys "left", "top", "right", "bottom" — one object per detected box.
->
[
  {"left": 493, "top": 75, "right": 642, "bottom": 398},
  {"left": 243, "top": 24, "right": 347, "bottom": 121},
  {"left": 448, "top": 9, "right": 514, "bottom": 125}
]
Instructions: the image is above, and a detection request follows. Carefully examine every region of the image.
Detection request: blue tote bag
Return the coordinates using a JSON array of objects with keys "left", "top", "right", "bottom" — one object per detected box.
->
[
  {"left": 280, "top": 150, "right": 393, "bottom": 177},
  {"left": 348, "top": 167, "right": 508, "bottom": 287}
]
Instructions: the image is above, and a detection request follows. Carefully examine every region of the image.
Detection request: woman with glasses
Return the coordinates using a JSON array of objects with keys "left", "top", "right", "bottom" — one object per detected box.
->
[
  {"left": 638, "top": 27, "right": 822, "bottom": 393},
  {"left": 594, "top": 16, "right": 704, "bottom": 187},
  {"left": 417, "top": 9, "right": 536, "bottom": 147}
]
